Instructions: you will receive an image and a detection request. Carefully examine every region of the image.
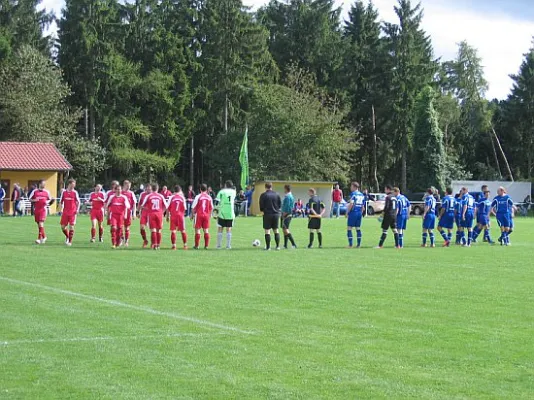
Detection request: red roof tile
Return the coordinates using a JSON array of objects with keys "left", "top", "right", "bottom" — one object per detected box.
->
[{"left": 0, "top": 142, "right": 72, "bottom": 171}]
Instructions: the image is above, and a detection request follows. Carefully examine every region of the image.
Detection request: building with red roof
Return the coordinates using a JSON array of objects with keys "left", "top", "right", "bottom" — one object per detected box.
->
[{"left": 0, "top": 142, "right": 72, "bottom": 214}]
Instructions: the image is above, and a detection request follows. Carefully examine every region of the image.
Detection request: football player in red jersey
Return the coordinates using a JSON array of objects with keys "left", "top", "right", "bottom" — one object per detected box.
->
[
  {"left": 191, "top": 184, "right": 213, "bottom": 249},
  {"left": 167, "top": 185, "right": 188, "bottom": 250},
  {"left": 89, "top": 184, "right": 105, "bottom": 243},
  {"left": 106, "top": 185, "right": 131, "bottom": 249},
  {"left": 59, "top": 179, "right": 80, "bottom": 246},
  {"left": 122, "top": 180, "right": 137, "bottom": 247},
  {"left": 105, "top": 180, "right": 119, "bottom": 226},
  {"left": 160, "top": 185, "right": 172, "bottom": 199},
  {"left": 141, "top": 184, "right": 166, "bottom": 250},
  {"left": 29, "top": 179, "right": 52, "bottom": 244},
  {"left": 138, "top": 184, "right": 152, "bottom": 248}
]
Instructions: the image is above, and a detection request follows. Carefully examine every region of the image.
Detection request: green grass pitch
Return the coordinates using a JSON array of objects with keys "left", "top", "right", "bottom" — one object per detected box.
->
[{"left": 1, "top": 215, "right": 533, "bottom": 399}]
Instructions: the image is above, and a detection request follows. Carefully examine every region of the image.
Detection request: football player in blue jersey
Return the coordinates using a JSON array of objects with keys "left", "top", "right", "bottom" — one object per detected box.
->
[
  {"left": 396, "top": 188, "right": 410, "bottom": 248},
  {"left": 460, "top": 187, "right": 476, "bottom": 246},
  {"left": 437, "top": 187, "right": 455, "bottom": 247},
  {"left": 491, "top": 187, "right": 514, "bottom": 246},
  {"left": 472, "top": 190, "right": 494, "bottom": 244},
  {"left": 346, "top": 182, "right": 366, "bottom": 248},
  {"left": 422, "top": 188, "right": 437, "bottom": 247},
  {"left": 454, "top": 192, "right": 463, "bottom": 245}
]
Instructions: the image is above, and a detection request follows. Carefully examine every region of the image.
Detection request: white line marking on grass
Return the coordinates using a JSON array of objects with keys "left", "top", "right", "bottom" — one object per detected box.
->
[
  {"left": 1, "top": 332, "right": 227, "bottom": 347},
  {"left": 0, "top": 276, "right": 255, "bottom": 335}
]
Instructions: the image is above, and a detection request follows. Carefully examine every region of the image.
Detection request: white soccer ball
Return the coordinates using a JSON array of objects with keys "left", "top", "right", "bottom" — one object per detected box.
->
[{"left": 252, "top": 239, "right": 261, "bottom": 247}]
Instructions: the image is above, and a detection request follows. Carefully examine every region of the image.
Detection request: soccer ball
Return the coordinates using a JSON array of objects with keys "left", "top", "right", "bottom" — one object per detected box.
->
[{"left": 252, "top": 239, "right": 261, "bottom": 247}]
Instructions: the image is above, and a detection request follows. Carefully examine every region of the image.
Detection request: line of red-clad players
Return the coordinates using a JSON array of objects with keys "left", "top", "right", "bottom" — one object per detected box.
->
[{"left": 29, "top": 178, "right": 214, "bottom": 250}]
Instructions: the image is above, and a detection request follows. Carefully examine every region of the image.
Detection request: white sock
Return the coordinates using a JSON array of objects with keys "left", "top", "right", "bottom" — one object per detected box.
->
[
  {"left": 217, "top": 232, "right": 223, "bottom": 248},
  {"left": 227, "top": 232, "right": 232, "bottom": 248}
]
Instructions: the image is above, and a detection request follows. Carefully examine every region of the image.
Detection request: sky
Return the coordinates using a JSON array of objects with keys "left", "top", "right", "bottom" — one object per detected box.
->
[{"left": 40, "top": 0, "right": 534, "bottom": 100}]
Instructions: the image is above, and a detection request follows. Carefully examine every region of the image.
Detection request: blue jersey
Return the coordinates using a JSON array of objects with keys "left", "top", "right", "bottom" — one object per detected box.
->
[
  {"left": 491, "top": 195, "right": 514, "bottom": 214},
  {"left": 462, "top": 194, "right": 476, "bottom": 215},
  {"left": 348, "top": 190, "right": 365, "bottom": 215},
  {"left": 477, "top": 199, "right": 492, "bottom": 219},
  {"left": 454, "top": 197, "right": 462, "bottom": 216},
  {"left": 441, "top": 195, "right": 456, "bottom": 215},
  {"left": 397, "top": 194, "right": 410, "bottom": 216},
  {"left": 425, "top": 195, "right": 436, "bottom": 214}
]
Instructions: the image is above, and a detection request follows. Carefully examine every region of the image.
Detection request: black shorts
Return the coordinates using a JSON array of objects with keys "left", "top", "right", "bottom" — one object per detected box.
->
[
  {"left": 381, "top": 215, "right": 397, "bottom": 231},
  {"left": 217, "top": 218, "right": 234, "bottom": 228},
  {"left": 308, "top": 217, "right": 322, "bottom": 230},
  {"left": 263, "top": 215, "right": 280, "bottom": 230},
  {"left": 281, "top": 216, "right": 292, "bottom": 230}
]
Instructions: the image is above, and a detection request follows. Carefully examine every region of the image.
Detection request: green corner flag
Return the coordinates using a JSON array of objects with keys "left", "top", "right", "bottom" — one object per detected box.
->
[{"left": 239, "top": 126, "right": 249, "bottom": 190}]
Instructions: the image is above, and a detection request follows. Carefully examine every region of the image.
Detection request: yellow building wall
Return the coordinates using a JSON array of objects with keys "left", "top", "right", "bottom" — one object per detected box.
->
[
  {"left": 251, "top": 181, "right": 334, "bottom": 217},
  {"left": 0, "top": 171, "right": 59, "bottom": 214}
]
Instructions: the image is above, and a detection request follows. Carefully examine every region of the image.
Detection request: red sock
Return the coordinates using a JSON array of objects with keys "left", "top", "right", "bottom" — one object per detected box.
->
[
  {"left": 62, "top": 228, "right": 69, "bottom": 239},
  {"left": 204, "top": 233, "right": 210, "bottom": 248},
  {"left": 69, "top": 229, "right": 74, "bottom": 243},
  {"left": 151, "top": 232, "right": 157, "bottom": 247},
  {"left": 141, "top": 229, "right": 147, "bottom": 242},
  {"left": 111, "top": 227, "right": 117, "bottom": 246},
  {"left": 181, "top": 232, "right": 187, "bottom": 245},
  {"left": 125, "top": 229, "right": 130, "bottom": 241},
  {"left": 37, "top": 226, "right": 43, "bottom": 239},
  {"left": 195, "top": 233, "right": 201, "bottom": 248},
  {"left": 157, "top": 232, "right": 162, "bottom": 246},
  {"left": 99, "top": 226, "right": 104, "bottom": 239},
  {"left": 91, "top": 227, "right": 96, "bottom": 239},
  {"left": 41, "top": 227, "right": 46, "bottom": 239},
  {"left": 118, "top": 227, "right": 123, "bottom": 244},
  {"left": 171, "top": 232, "right": 177, "bottom": 245}
]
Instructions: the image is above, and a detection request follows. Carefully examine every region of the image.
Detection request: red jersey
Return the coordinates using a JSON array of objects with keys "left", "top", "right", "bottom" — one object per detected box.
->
[
  {"left": 123, "top": 190, "right": 137, "bottom": 215},
  {"left": 142, "top": 192, "right": 166, "bottom": 216},
  {"left": 90, "top": 191, "right": 105, "bottom": 212},
  {"left": 106, "top": 194, "right": 131, "bottom": 216},
  {"left": 60, "top": 189, "right": 80, "bottom": 215},
  {"left": 161, "top": 189, "right": 172, "bottom": 199},
  {"left": 192, "top": 192, "right": 213, "bottom": 218},
  {"left": 29, "top": 189, "right": 51, "bottom": 213},
  {"left": 168, "top": 193, "right": 186, "bottom": 217},
  {"left": 333, "top": 189, "right": 343, "bottom": 202}
]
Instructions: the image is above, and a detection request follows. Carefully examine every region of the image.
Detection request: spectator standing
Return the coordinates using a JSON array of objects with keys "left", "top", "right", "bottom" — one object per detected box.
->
[
  {"left": 11, "top": 183, "right": 23, "bottom": 216},
  {"left": 0, "top": 182, "right": 5, "bottom": 216},
  {"left": 244, "top": 185, "right": 254, "bottom": 216},
  {"left": 331, "top": 184, "right": 343, "bottom": 218},
  {"left": 186, "top": 185, "right": 196, "bottom": 217},
  {"left": 160, "top": 185, "right": 172, "bottom": 199},
  {"left": 208, "top": 186, "right": 216, "bottom": 201}
]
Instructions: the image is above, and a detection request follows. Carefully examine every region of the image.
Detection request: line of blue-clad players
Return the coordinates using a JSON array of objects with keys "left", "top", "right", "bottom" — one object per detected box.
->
[{"left": 344, "top": 182, "right": 515, "bottom": 248}]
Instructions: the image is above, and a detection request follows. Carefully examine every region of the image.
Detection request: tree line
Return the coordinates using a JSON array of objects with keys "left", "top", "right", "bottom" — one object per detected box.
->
[{"left": 0, "top": 0, "right": 533, "bottom": 191}]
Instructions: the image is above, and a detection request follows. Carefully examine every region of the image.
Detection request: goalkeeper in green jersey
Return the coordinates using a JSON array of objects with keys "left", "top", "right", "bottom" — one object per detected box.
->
[{"left": 216, "top": 180, "right": 237, "bottom": 249}]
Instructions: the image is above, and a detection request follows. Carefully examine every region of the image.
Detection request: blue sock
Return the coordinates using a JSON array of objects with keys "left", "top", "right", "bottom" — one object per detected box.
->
[
  {"left": 472, "top": 226, "right": 481, "bottom": 240},
  {"left": 468, "top": 231, "right": 473, "bottom": 246},
  {"left": 347, "top": 230, "right": 353, "bottom": 247},
  {"left": 456, "top": 231, "right": 461, "bottom": 244},
  {"left": 461, "top": 231, "right": 467, "bottom": 245},
  {"left": 430, "top": 232, "right": 435, "bottom": 246},
  {"left": 399, "top": 233, "right": 404, "bottom": 248},
  {"left": 422, "top": 232, "right": 428, "bottom": 246},
  {"left": 505, "top": 231, "right": 510, "bottom": 244},
  {"left": 440, "top": 230, "right": 448, "bottom": 241},
  {"left": 356, "top": 230, "right": 362, "bottom": 247},
  {"left": 484, "top": 229, "right": 491, "bottom": 243},
  {"left": 447, "top": 232, "right": 453, "bottom": 242}
]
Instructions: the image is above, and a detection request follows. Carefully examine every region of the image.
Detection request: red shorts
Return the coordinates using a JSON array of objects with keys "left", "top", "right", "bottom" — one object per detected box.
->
[
  {"left": 148, "top": 213, "right": 163, "bottom": 230},
  {"left": 60, "top": 213, "right": 77, "bottom": 226},
  {"left": 34, "top": 210, "right": 47, "bottom": 223},
  {"left": 109, "top": 213, "right": 125, "bottom": 227},
  {"left": 90, "top": 209, "right": 104, "bottom": 223},
  {"left": 140, "top": 211, "right": 148, "bottom": 226},
  {"left": 170, "top": 215, "right": 185, "bottom": 231},
  {"left": 194, "top": 215, "right": 210, "bottom": 230}
]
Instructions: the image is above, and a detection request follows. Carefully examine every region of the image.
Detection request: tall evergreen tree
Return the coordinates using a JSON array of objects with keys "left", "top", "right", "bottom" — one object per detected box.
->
[{"left": 383, "top": 0, "right": 436, "bottom": 190}]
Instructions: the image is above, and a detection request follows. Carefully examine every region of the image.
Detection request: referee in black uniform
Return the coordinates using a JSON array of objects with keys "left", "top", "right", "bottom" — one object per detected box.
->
[
  {"left": 307, "top": 188, "right": 326, "bottom": 248},
  {"left": 377, "top": 185, "right": 400, "bottom": 248},
  {"left": 259, "top": 182, "right": 282, "bottom": 250}
]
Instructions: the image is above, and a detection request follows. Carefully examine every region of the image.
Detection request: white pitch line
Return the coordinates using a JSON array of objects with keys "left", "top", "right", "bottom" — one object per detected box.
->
[
  {"left": 0, "top": 276, "right": 255, "bottom": 335},
  {"left": 1, "top": 332, "right": 227, "bottom": 347}
]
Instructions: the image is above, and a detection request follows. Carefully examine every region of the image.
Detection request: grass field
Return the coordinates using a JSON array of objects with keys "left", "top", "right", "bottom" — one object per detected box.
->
[{"left": 1, "top": 215, "right": 533, "bottom": 399}]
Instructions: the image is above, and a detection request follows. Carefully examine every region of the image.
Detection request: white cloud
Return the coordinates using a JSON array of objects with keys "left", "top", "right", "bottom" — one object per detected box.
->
[{"left": 41, "top": 0, "right": 534, "bottom": 99}]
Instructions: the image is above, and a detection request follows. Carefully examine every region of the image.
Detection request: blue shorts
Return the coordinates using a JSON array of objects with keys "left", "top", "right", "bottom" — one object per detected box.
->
[
  {"left": 496, "top": 213, "right": 511, "bottom": 228},
  {"left": 438, "top": 214, "right": 454, "bottom": 230},
  {"left": 477, "top": 216, "right": 489, "bottom": 226},
  {"left": 397, "top": 214, "right": 408, "bottom": 230},
  {"left": 462, "top": 213, "right": 474, "bottom": 228},
  {"left": 455, "top": 216, "right": 462, "bottom": 228},
  {"left": 347, "top": 213, "right": 362, "bottom": 228},
  {"left": 423, "top": 213, "right": 436, "bottom": 230}
]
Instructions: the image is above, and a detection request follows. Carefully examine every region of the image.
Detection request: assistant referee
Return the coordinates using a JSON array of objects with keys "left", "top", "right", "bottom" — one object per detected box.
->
[{"left": 259, "top": 182, "right": 282, "bottom": 250}]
